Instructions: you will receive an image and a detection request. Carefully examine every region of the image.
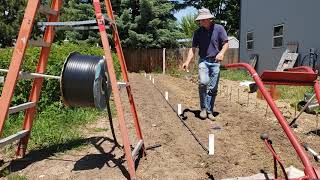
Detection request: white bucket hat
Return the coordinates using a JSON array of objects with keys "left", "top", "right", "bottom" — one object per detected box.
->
[{"left": 195, "top": 8, "right": 214, "bottom": 21}]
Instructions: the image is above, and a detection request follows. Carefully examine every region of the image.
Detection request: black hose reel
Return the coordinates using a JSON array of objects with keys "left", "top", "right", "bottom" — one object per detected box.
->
[{"left": 60, "top": 52, "right": 111, "bottom": 110}]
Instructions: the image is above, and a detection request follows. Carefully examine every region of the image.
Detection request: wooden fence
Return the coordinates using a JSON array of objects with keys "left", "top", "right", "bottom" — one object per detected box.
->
[{"left": 123, "top": 48, "right": 239, "bottom": 73}]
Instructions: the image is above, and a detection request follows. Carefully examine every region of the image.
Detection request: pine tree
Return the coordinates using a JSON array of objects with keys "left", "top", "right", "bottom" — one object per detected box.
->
[
  {"left": 174, "top": 0, "right": 240, "bottom": 38},
  {"left": 0, "top": 0, "right": 27, "bottom": 47},
  {"left": 117, "top": 0, "right": 183, "bottom": 48}
]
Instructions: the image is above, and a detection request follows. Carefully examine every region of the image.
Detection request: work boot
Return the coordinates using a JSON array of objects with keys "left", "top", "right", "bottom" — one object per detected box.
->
[
  {"left": 199, "top": 109, "right": 207, "bottom": 119},
  {"left": 207, "top": 113, "right": 218, "bottom": 121}
]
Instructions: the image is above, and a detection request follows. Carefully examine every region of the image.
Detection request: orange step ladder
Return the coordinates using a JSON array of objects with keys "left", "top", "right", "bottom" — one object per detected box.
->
[{"left": 0, "top": 0, "right": 145, "bottom": 179}]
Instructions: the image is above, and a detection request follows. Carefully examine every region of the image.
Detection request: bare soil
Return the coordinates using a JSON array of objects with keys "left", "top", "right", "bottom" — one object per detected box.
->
[{"left": 1, "top": 73, "right": 320, "bottom": 180}]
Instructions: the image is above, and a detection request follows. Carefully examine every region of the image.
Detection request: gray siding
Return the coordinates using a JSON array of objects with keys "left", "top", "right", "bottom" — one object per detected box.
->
[{"left": 240, "top": 0, "right": 320, "bottom": 73}]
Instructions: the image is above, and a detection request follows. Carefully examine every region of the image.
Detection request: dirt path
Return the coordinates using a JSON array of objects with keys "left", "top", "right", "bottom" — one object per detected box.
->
[{"left": 1, "top": 73, "right": 320, "bottom": 179}]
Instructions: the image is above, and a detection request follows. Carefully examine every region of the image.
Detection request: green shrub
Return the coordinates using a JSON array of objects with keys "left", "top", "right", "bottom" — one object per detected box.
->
[
  {"left": 0, "top": 42, "right": 120, "bottom": 111},
  {"left": 0, "top": 42, "right": 119, "bottom": 152},
  {"left": 220, "top": 69, "right": 252, "bottom": 81}
]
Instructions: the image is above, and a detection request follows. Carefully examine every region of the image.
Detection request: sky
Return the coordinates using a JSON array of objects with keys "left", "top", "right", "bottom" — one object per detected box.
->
[{"left": 174, "top": 6, "right": 197, "bottom": 22}]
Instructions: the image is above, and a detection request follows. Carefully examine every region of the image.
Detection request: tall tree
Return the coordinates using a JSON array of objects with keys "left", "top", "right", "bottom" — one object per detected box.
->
[
  {"left": 1, "top": 0, "right": 184, "bottom": 48},
  {"left": 174, "top": 0, "right": 240, "bottom": 38},
  {"left": 0, "top": 0, "right": 27, "bottom": 48},
  {"left": 57, "top": 0, "right": 99, "bottom": 44},
  {"left": 116, "top": 0, "right": 184, "bottom": 48}
]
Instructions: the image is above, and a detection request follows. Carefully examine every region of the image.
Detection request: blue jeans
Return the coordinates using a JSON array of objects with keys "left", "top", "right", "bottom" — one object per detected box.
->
[{"left": 198, "top": 58, "right": 220, "bottom": 113}]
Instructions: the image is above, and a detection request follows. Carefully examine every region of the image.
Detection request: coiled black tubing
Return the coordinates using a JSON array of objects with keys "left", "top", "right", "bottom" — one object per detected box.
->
[{"left": 60, "top": 52, "right": 111, "bottom": 110}]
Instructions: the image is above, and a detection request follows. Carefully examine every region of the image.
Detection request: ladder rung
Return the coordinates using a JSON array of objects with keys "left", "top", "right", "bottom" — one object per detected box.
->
[
  {"left": 29, "top": 40, "right": 51, "bottom": 47},
  {"left": 9, "top": 102, "right": 36, "bottom": 114},
  {"left": 132, "top": 140, "right": 144, "bottom": 161},
  {"left": 0, "top": 130, "right": 29, "bottom": 148},
  {"left": 38, "top": 5, "right": 58, "bottom": 16},
  {"left": 55, "top": 25, "right": 109, "bottom": 31},
  {"left": 38, "top": 20, "right": 97, "bottom": 27},
  {"left": 117, "top": 82, "right": 129, "bottom": 89},
  {"left": 0, "top": 76, "right": 4, "bottom": 84}
]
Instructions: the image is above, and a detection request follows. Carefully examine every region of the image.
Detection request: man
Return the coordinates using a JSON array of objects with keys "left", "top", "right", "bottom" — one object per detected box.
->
[{"left": 182, "top": 8, "right": 229, "bottom": 120}]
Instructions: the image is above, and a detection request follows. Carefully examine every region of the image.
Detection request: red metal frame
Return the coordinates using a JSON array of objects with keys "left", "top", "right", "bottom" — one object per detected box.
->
[
  {"left": 263, "top": 139, "right": 288, "bottom": 179},
  {"left": 224, "top": 63, "right": 318, "bottom": 179}
]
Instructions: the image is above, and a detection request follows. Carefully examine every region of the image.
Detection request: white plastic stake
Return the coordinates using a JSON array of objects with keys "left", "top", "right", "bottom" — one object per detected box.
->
[
  {"left": 178, "top": 104, "right": 182, "bottom": 115},
  {"left": 209, "top": 134, "right": 215, "bottom": 155},
  {"left": 144, "top": 73, "right": 147, "bottom": 78},
  {"left": 152, "top": 78, "right": 155, "bottom": 84},
  {"left": 165, "top": 91, "right": 169, "bottom": 101},
  {"left": 149, "top": 75, "right": 152, "bottom": 80},
  {"left": 162, "top": 48, "right": 166, "bottom": 74}
]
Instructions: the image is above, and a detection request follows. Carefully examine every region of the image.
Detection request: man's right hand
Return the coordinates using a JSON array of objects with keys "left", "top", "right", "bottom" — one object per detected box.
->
[{"left": 182, "top": 62, "right": 189, "bottom": 72}]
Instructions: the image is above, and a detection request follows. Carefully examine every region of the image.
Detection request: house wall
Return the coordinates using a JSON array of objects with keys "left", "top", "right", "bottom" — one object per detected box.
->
[{"left": 240, "top": 0, "right": 320, "bottom": 73}]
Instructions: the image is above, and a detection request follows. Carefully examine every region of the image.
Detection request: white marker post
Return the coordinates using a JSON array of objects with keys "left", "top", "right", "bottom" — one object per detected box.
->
[
  {"left": 152, "top": 78, "right": 155, "bottom": 84},
  {"left": 149, "top": 75, "right": 152, "bottom": 80},
  {"left": 178, "top": 104, "right": 182, "bottom": 115},
  {"left": 144, "top": 73, "right": 147, "bottom": 78},
  {"left": 209, "top": 134, "right": 215, "bottom": 155},
  {"left": 165, "top": 91, "right": 169, "bottom": 101}
]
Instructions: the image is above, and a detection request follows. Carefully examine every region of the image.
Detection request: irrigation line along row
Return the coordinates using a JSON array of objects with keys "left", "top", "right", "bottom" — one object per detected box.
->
[{"left": 146, "top": 76, "right": 209, "bottom": 153}]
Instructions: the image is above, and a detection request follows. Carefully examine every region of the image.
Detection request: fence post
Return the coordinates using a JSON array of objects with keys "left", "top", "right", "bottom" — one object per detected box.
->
[{"left": 163, "top": 48, "right": 166, "bottom": 74}]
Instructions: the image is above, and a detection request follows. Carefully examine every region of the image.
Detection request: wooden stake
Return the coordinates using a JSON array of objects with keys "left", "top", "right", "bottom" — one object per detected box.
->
[
  {"left": 316, "top": 112, "right": 319, "bottom": 135},
  {"left": 265, "top": 103, "right": 268, "bottom": 117},
  {"left": 237, "top": 88, "right": 240, "bottom": 104}
]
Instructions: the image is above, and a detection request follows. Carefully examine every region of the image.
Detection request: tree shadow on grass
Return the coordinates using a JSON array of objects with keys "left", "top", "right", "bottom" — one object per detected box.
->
[{"left": 0, "top": 136, "right": 131, "bottom": 179}]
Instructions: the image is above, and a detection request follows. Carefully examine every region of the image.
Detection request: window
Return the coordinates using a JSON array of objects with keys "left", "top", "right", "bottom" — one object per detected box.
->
[
  {"left": 273, "top": 24, "right": 284, "bottom": 48},
  {"left": 246, "top": 31, "right": 254, "bottom": 50}
]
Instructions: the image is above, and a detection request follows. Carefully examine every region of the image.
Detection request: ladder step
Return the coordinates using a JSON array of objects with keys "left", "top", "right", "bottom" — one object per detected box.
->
[
  {"left": 117, "top": 82, "right": 129, "bottom": 89},
  {"left": 38, "top": 5, "right": 58, "bottom": 16},
  {"left": 38, "top": 20, "right": 97, "bottom": 27},
  {"left": 55, "top": 25, "right": 109, "bottom": 31},
  {"left": 132, "top": 140, "right": 144, "bottom": 161},
  {"left": 29, "top": 40, "right": 51, "bottom": 47},
  {"left": 9, "top": 102, "right": 36, "bottom": 114},
  {"left": 0, "top": 130, "right": 29, "bottom": 148}
]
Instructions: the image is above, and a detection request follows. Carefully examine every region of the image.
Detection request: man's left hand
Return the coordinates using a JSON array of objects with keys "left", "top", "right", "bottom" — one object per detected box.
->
[{"left": 216, "top": 52, "right": 224, "bottom": 61}]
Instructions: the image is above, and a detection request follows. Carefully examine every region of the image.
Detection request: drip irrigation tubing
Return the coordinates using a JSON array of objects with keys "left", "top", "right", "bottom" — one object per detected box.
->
[
  {"left": 146, "top": 75, "right": 209, "bottom": 153},
  {"left": 61, "top": 52, "right": 111, "bottom": 109}
]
